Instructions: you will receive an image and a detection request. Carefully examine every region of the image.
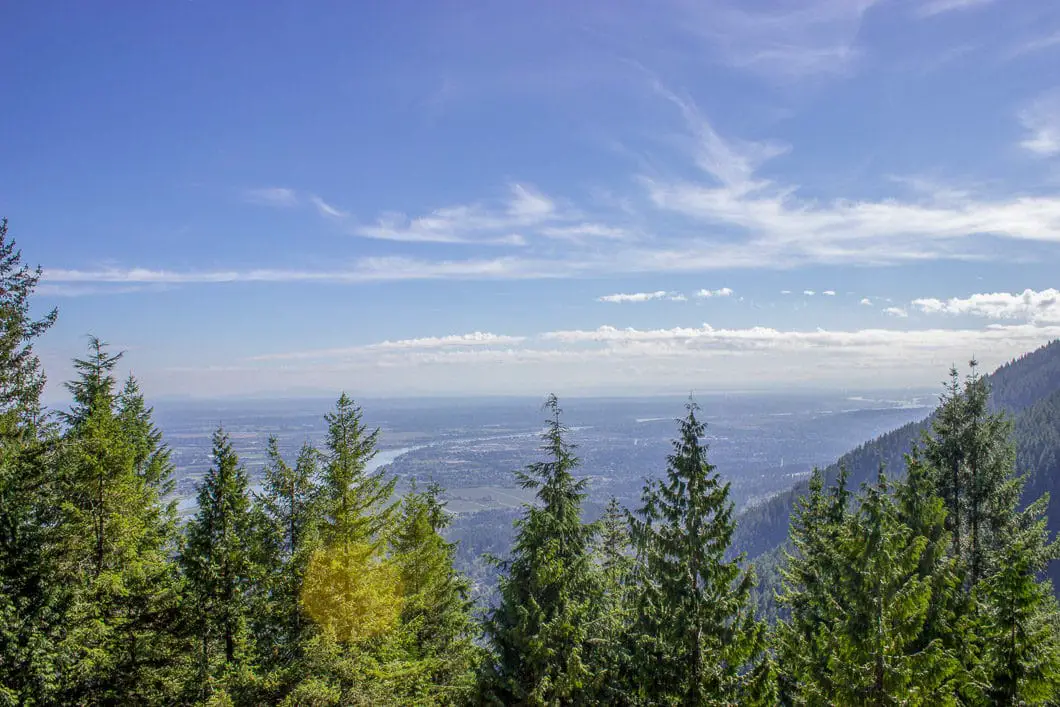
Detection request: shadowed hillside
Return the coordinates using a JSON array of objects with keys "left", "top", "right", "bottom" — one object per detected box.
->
[{"left": 735, "top": 340, "right": 1060, "bottom": 568}]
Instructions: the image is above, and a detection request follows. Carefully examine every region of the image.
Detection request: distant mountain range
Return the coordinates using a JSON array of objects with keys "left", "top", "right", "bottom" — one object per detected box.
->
[{"left": 735, "top": 339, "right": 1060, "bottom": 589}]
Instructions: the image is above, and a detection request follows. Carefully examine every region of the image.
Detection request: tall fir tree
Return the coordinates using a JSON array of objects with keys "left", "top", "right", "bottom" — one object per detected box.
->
[
  {"left": 287, "top": 396, "right": 410, "bottom": 703},
  {"left": 319, "top": 393, "right": 396, "bottom": 546},
  {"left": 628, "top": 399, "right": 769, "bottom": 705},
  {"left": 775, "top": 467, "right": 851, "bottom": 701},
  {"left": 180, "top": 428, "right": 258, "bottom": 702},
  {"left": 55, "top": 340, "right": 186, "bottom": 703},
  {"left": 391, "top": 482, "right": 480, "bottom": 703},
  {"left": 778, "top": 471, "right": 963, "bottom": 705},
  {"left": 923, "top": 361, "right": 1025, "bottom": 587},
  {"left": 981, "top": 532, "right": 1060, "bottom": 705},
  {"left": 0, "top": 218, "right": 62, "bottom": 703},
  {"left": 481, "top": 394, "right": 602, "bottom": 705},
  {"left": 251, "top": 437, "right": 322, "bottom": 676},
  {"left": 592, "top": 496, "right": 635, "bottom": 705}
]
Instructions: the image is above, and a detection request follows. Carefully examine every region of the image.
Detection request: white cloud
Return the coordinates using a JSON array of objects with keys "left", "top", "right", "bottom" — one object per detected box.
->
[
  {"left": 598, "top": 291, "right": 673, "bottom": 303},
  {"left": 244, "top": 187, "right": 298, "bottom": 208},
  {"left": 1019, "top": 91, "right": 1060, "bottom": 157},
  {"left": 780, "top": 290, "right": 792, "bottom": 295},
  {"left": 823, "top": 290, "right": 836, "bottom": 296},
  {"left": 35, "top": 283, "right": 153, "bottom": 297},
  {"left": 1007, "top": 31, "right": 1060, "bottom": 59},
  {"left": 310, "top": 195, "right": 349, "bottom": 218},
  {"left": 643, "top": 94, "right": 1060, "bottom": 269},
  {"left": 676, "top": 0, "right": 881, "bottom": 80},
  {"left": 804, "top": 290, "right": 816, "bottom": 296},
  {"left": 695, "top": 287, "right": 733, "bottom": 298},
  {"left": 160, "top": 322, "right": 1060, "bottom": 396},
  {"left": 537, "top": 322, "right": 1056, "bottom": 353},
  {"left": 250, "top": 332, "right": 525, "bottom": 361},
  {"left": 539, "top": 223, "right": 629, "bottom": 240},
  {"left": 915, "top": 0, "right": 995, "bottom": 18},
  {"left": 50, "top": 95, "right": 1060, "bottom": 290},
  {"left": 355, "top": 183, "right": 557, "bottom": 244},
  {"left": 860, "top": 297, "right": 874, "bottom": 306},
  {"left": 912, "top": 288, "right": 1060, "bottom": 323},
  {"left": 884, "top": 307, "right": 909, "bottom": 317},
  {"left": 43, "top": 256, "right": 566, "bottom": 286}
]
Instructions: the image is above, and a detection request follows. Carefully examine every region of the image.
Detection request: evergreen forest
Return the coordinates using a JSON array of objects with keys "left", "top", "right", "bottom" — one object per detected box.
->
[{"left": 4, "top": 217, "right": 1060, "bottom": 705}]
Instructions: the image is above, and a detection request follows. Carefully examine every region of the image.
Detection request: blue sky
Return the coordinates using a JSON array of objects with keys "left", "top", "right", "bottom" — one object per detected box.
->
[{"left": 3, "top": 0, "right": 1060, "bottom": 399}]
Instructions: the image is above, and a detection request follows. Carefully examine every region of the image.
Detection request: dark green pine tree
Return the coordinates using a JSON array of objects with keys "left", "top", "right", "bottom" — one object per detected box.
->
[
  {"left": 180, "top": 428, "right": 259, "bottom": 702},
  {"left": 319, "top": 393, "right": 396, "bottom": 546},
  {"left": 481, "top": 394, "right": 602, "bottom": 705},
  {"left": 116, "top": 374, "right": 175, "bottom": 490},
  {"left": 628, "top": 399, "right": 769, "bottom": 705},
  {"left": 961, "top": 361, "right": 1023, "bottom": 586},
  {"left": 592, "top": 496, "right": 635, "bottom": 704},
  {"left": 251, "top": 438, "right": 322, "bottom": 676},
  {"left": 895, "top": 452, "right": 979, "bottom": 701},
  {"left": 0, "top": 218, "right": 62, "bottom": 703},
  {"left": 923, "top": 361, "right": 1025, "bottom": 588},
  {"left": 981, "top": 529, "right": 1060, "bottom": 705},
  {"left": 925, "top": 366, "right": 968, "bottom": 561},
  {"left": 391, "top": 482, "right": 480, "bottom": 703},
  {"left": 779, "top": 471, "right": 963, "bottom": 705},
  {"left": 55, "top": 339, "right": 187, "bottom": 703},
  {"left": 775, "top": 467, "right": 851, "bottom": 702}
]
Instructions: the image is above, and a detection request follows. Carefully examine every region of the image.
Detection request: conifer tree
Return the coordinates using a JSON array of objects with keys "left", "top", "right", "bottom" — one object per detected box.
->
[
  {"left": 896, "top": 452, "right": 978, "bottom": 700},
  {"left": 592, "top": 496, "right": 635, "bottom": 704},
  {"left": 0, "top": 218, "right": 62, "bottom": 702},
  {"left": 252, "top": 437, "right": 321, "bottom": 669},
  {"left": 286, "top": 396, "right": 410, "bottom": 703},
  {"left": 927, "top": 367, "right": 967, "bottom": 560},
  {"left": 55, "top": 340, "right": 186, "bottom": 702},
  {"left": 391, "top": 483, "right": 479, "bottom": 702},
  {"left": 481, "top": 394, "right": 601, "bottom": 705},
  {"left": 180, "top": 428, "right": 258, "bottom": 701},
  {"left": 924, "top": 361, "right": 1025, "bottom": 587},
  {"left": 775, "top": 467, "right": 851, "bottom": 701},
  {"left": 981, "top": 532, "right": 1060, "bottom": 705},
  {"left": 778, "top": 470, "right": 964, "bottom": 705},
  {"left": 319, "top": 393, "right": 396, "bottom": 545},
  {"left": 628, "top": 399, "right": 768, "bottom": 705}
]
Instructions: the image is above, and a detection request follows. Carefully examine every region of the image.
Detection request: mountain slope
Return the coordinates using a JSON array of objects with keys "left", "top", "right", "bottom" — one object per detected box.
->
[{"left": 734, "top": 340, "right": 1060, "bottom": 567}]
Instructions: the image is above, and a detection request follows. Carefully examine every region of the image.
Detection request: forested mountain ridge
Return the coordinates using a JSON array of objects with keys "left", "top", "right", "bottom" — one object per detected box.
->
[{"left": 736, "top": 339, "right": 1060, "bottom": 573}]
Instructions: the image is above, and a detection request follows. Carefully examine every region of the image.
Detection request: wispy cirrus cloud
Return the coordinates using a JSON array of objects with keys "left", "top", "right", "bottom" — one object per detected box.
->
[
  {"left": 914, "top": 0, "right": 995, "bottom": 19},
  {"left": 243, "top": 187, "right": 299, "bottom": 207},
  {"left": 51, "top": 89, "right": 1060, "bottom": 291},
  {"left": 643, "top": 91, "right": 1060, "bottom": 268},
  {"left": 675, "top": 0, "right": 881, "bottom": 80},
  {"left": 1019, "top": 90, "right": 1060, "bottom": 157},
  {"left": 356, "top": 183, "right": 556, "bottom": 245},
  {"left": 249, "top": 332, "right": 526, "bottom": 361},
  {"left": 539, "top": 223, "right": 630, "bottom": 241},
  {"left": 310, "top": 195, "right": 349, "bottom": 218},
  {"left": 1006, "top": 31, "right": 1060, "bottom": 59},
  {"left": 912, "top": 288, "right": 1060, "bottom": 322}
]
